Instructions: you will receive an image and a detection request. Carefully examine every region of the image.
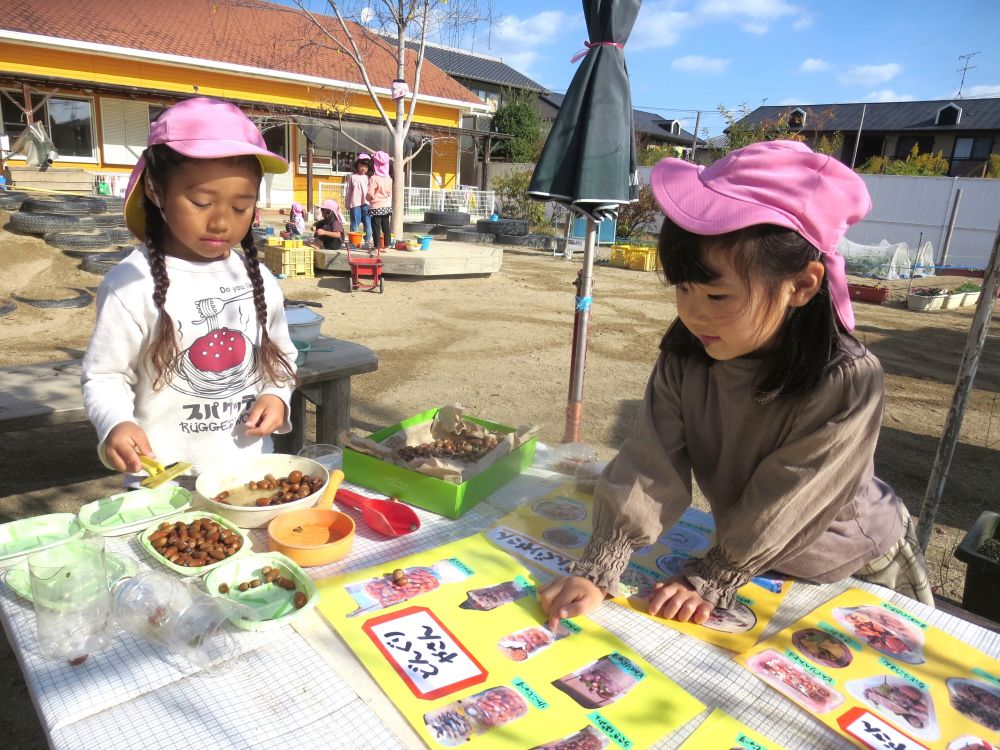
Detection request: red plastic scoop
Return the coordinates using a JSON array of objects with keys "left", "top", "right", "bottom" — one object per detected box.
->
[{"left": 335, "top": 488, "right": 420, "bottom": 537}]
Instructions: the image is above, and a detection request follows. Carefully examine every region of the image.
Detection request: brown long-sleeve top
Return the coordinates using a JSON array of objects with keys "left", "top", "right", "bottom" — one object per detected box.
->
[{"left": 571, "top": 344, "right": 905, "bottom": 609}]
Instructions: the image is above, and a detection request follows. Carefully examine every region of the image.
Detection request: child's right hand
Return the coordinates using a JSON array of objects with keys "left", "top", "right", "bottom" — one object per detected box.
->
[
  {"left": 104, "top": 421, "right": 153, "bottom": 474},
  {"left": 538, "top": 575, "right": 606, "bottom": 630}
]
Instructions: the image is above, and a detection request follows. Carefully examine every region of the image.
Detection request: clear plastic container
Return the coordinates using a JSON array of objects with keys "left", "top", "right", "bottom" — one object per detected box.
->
[
  {"left": 112, "top": 571, "right": 253, "bottom": 669},
  {"left": 297, "top": 443, "right": 343, "bottom": 471},
  {"left": 574, "top": 459, "right": 609, "bottom": 494},
  {"left": 28, "top": 536, "right": 114, "bottom": 664},
  {"left": 547, "top": 443, "right": 600, "bottom": 476}
]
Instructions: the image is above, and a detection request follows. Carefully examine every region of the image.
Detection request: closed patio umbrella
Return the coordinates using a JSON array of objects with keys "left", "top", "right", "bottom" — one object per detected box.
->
[{"left": 528, "top": 0, "right": 641, "bottom": 443}]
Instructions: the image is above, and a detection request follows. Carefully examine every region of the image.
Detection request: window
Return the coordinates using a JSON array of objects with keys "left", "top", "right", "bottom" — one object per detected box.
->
[
  {"left": 952, "top": 136, "right": 993, "bottom": 160},
  {"left": 894, "top": 135, "right": 934, "bottom": 159},
  {"left": 470, "top": 88, "right": 500, "bottom": 109},
  {"left": 148, "top": 105, "right": 167, "bottom": 125},
  {"left": 262, "top": 123, "right": 288, "bottom": 161},
  {"left": 296, "top": 121, "right": 387, "bottom": 175},
  {"left": 0, "top": 91, "right": 95, "bottom": 160},
  {"left": 789, "top": 108, "right": 807, "bottom": 128},
  {"left": 936, "top": 104, "right": 962, "bottom": 126},
  {"left": 101, "top": 99, "right": 155, "bottom": 165}
]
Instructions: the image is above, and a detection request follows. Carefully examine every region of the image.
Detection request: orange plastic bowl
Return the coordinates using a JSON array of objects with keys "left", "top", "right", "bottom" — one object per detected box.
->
[{"left": 266, "top": 507, "right": 355, "bottom": 567}]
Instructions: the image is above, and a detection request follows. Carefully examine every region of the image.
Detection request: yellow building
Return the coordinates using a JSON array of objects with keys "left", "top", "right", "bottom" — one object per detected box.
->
[{"left": 0, "top": 0, "right": 488, "bottom": 207}]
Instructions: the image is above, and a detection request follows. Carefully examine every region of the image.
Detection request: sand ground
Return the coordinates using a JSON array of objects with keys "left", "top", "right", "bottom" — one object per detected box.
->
[{"left": 1, "top": 212, "right": 997, "bottom": 747}]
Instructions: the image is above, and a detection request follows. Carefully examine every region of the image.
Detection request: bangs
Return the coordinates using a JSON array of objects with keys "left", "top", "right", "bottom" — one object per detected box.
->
[{"left": 658, "top": 220, "right": 719, "bottom": 286}]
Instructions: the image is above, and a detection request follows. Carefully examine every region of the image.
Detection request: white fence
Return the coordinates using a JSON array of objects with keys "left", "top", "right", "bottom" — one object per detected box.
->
[{"left": 316, "top": 183, "right": 495, "bottom": 222}]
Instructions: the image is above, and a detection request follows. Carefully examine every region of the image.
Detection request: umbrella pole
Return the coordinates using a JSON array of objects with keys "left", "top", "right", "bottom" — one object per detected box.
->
[
  {"left": 563, "top": 218, "right": 598, "bottom": 443},
  {"left": 916, "top": 215, "right": 1000, "bottom": 552}
]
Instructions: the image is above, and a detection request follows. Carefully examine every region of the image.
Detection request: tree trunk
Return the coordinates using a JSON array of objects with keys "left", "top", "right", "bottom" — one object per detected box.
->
[{"left": 391, "top": 19, "right": 408, "bottom": 239}]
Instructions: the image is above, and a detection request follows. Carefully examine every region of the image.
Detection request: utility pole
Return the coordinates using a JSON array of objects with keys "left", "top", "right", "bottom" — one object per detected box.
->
[
  {"left": 956, "top": 52, "right": 981, "bottom": 98},
  {"left": 849, "top": 103, "right": 867, "bottom": 169},
  {"left": 689, "top": 111, "right": 701, "bottom": 161}
]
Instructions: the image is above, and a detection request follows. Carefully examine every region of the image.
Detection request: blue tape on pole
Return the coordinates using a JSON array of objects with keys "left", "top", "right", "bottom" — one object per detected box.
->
[{"left": 576, "top": 296, "right": 593, "bottom": 311}]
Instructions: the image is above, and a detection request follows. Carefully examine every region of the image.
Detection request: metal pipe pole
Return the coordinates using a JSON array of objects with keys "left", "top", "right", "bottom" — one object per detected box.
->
[
  {"left": 916, "top": 216, "right": 1000, "bottom": 551},
  {"left": 850, "top": 103, "right": 867, "bottom": 169},
  {"left": 689, "top": 111, "right": 701, "bottom": 161},
  {"left": 306, "top": 139, "right": 315, "bottom": 215},
  {"left": 939, "top": 188, "right": 963, "bottom": 268},
  {"left": 563, "top": 217, "right": 598, "bottom": 443}
]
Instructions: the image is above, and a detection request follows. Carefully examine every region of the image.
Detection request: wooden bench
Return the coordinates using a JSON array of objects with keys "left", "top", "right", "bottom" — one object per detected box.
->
[{"left": 0, "top": 336, "right": 378, "bottom": 454}]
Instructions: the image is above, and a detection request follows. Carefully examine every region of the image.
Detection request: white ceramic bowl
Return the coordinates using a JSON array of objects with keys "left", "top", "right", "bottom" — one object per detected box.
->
[
  {"left": 195, "top": 454, "right": 329, "bottom": 529},
  {"left": 284, "top": 305, "right": 324, "bottom": 345}
]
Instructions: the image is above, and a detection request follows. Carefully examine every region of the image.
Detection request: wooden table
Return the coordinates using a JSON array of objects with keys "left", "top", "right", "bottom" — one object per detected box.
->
[{"left": 0, "top": 337, "right": 378, "bottom": 450}]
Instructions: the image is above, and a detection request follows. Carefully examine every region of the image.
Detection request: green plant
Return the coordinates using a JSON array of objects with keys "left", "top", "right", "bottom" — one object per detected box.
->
[
  {"left": 858, "top": 145, "right": 949, "bottom": 176},
  {"left": 912, "top": 287, "right": 947, "bottom": 297},
  {"left": 616, "top": 183, "right": 659, "bottom": 238},
  {"left": 638, "top": 145, "right": 681, "bottom": 166},
  {"left": 955, "top": 282, "right": 981, "bottom": 293},
  {"left": 490, "top": 169, "right": 546, "bottom": 225},
  {"left": 491, "top": 89, "right": 543, "bottom": 163},
  {"left": 815, "top": 132, "right": 845, "bottom": 156},
  {"left": 987, "top": 153, "right": 1000, "bottom": 179}
]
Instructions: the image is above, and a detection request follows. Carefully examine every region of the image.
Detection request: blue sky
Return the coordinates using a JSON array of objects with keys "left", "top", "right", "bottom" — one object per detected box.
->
[{"left": 430, "top": 0, "right": 1000, "bottom": 137}]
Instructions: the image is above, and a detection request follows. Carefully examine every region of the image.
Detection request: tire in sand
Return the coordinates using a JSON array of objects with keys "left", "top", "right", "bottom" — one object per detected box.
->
[
  {"left": 403, "top": 221, "right": 435, "bottom": 234},
  {"left": 20, "top": 196, "right": 106, "bottom": 215},
  {"left": 45, "top": 230, "right": 116, "bottom": 250},
  {"left": 423, "top": 210, "right": 470, "bottom": 226},
  {"left": 82, "top": 249, "right": 131, "bottom": 276},
  {"left": 446, "top": 229, "right": 495, "bottom": 244},
  {"left": 0, "top": 300, "right": 15, "bottom": 318},
  {"left": 0, "top": 191, "right": 28, "bottom": 212},
  {"left": 476, "top": 218, "right": 528, "bottom": 236},
  {"left": 12, "top": 288, "right": 94, "bottom": 309},
  {"left": 93, "top": 213, "right": 127, "bottom": 228},
  {"left": 9, "top": 211, "right": 97, "bottom": 235},
  {"left": 495, "top": 233, "right": 553, "bottom": 250}
]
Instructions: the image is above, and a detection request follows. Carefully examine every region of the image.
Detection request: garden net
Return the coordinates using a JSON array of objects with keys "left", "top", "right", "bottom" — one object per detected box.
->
[{"left": 838, "top": 238, "right": 936, "bottom": 279}]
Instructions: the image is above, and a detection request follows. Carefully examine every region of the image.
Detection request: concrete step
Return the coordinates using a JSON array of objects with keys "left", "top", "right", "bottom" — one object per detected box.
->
[{"left": 8, "top": 166, "right": 95, "bottom": 195}]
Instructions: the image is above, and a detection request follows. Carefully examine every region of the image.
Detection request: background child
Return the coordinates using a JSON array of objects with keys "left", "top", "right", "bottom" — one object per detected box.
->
[
  {"left": 366, "top": 150, "right": 392, "bottom": 249},
  {"left": 285, "top": 201, "right": 305, "bottom": 236},
  {"left": 540, "top": 140, "right": 932, "bottom": 629},
  {"left": 311, "top": 198, "right": 345, "bottom": 250},
  {"left": 82, "top": 97, "right": 298, "bottom": 477},
  {"left": 345, "top": 154, "right": 371, "bottom": 247}
]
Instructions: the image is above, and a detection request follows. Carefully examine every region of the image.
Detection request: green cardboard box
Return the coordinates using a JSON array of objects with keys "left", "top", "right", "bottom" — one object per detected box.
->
[{"left": 342, "top": 408, "right": 537, "bottom": 519}]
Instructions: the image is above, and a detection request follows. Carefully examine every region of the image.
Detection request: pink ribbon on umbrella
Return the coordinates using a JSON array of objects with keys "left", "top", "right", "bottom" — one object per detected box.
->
[{"left": 570, "top": 40, "right": 624, "bottom": 63}]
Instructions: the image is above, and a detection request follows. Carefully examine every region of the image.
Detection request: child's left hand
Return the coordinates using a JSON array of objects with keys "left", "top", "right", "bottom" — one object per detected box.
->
[
  {"left": 244, "top": 394, "right": 287, "bottom": 437},
  {"left": 646, "top": 575, "right": 715, "bottom": 624}
]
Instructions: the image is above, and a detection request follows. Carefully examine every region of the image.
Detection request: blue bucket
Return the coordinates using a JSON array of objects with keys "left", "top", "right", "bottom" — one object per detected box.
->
[{"left": 418, "top": 235, "right": 432, "bottom": 251}]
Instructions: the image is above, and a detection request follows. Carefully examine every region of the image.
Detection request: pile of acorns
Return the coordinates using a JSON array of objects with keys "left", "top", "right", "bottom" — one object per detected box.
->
[
  {"left": 213, "top": 470, "right": 325, "bottom": 507},
  {"left": 148, "top": 518, "right": 242, "bottom": 568},
  {"left": 389, "top": 568, "right": 409, "bottom": 587},
  {"left": 218, "top": 565, "right": 308, "bottom": 609},
  {"left": 396, "top": 433, "right": 500, "bottom": 463}
]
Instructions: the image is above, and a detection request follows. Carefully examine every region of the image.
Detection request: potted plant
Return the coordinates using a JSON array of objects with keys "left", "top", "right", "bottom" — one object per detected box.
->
[
  {"left": 847, "top": 282, "right": 890, "bottom": 304},
  {"left": 943, "top": 288, "right": 965, "bottom": 310},
  {"left": 954, "top": 281, "right": 982, "bottom": 307},
  {"left": 954, "top": 511, "right": 1000, "bottom": 622},
  {"left": 906, "top": 287, "right": 949, "bottom": 312}
]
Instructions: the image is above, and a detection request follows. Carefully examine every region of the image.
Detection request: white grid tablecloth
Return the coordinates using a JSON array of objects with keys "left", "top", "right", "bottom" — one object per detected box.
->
[{"left": 2, "top": 464, "right": 998, "bottom": 750}]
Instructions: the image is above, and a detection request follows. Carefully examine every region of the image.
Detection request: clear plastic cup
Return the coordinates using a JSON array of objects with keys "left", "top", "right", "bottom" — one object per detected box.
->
[
  {"left": 28, "top": 536, "right": 114, "bottom": 664},
  {"left": 112, "top": 571, "right": 251, "bottom": 670},
  {"left": 297, "top": 443, "right": 343, "bottom": 471}
]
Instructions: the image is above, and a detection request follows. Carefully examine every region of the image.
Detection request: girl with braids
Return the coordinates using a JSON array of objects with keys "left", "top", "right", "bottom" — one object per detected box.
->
[
  {"left": 82, "top": 98, "right": 298, "bottom": 477},
  {"left": 540, "top": 141, "right": 932, "bottom": 630}
]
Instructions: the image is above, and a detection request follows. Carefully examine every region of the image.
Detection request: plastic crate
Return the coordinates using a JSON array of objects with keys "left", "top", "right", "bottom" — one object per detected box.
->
[
  {"left": 263, "top": 245, "right": 314, "bottom": 278},
  {"left": 609, "top": 245, "right": 630, "bottom": 268},
  {"left": 627, "top": 247, "right": 658, "bottom": 272}
]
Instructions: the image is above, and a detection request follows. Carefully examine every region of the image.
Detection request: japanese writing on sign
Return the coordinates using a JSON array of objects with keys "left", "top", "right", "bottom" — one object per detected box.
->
[
  {"left": 839, "top": 707, "right": 929, "bottom": 750},
  {"left": 363, "top": 606, "right": 487, "bottom": 700},
  {"left": 486, "top": 526, "right": 575, "bottom": 576}
]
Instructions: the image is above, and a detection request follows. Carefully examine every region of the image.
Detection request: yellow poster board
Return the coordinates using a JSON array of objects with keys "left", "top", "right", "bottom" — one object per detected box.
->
[
  {"left": 738, "top": 588, "right": 1000, "bottom": 750},
  {"left": 485, "top": 485, "right": 794, "bottom": 652},
  {"left": 316, "top": 533, "right": 704, "bottom": 749},
  {"left": 678, "top": 709, "right": 790, "bottom": 750}
]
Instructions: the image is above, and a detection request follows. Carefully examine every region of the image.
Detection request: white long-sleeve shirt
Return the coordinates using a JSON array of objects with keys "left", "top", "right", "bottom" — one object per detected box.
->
[{"left": 82, "top": 245, "right": 297, "bottom": 474}]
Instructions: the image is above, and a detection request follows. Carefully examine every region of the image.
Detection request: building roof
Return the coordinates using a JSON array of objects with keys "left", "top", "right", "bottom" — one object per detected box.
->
[
  {"left": 0, "top": 0, "right": 483, "bottom": 107},
  {"left": 542, "top": 93, "right": 701, "bottom": 144},
  {"left": 738, "top": 98, "right": 1000, "bottom": 133},
  {"left": 414, "top": 43, "right": 547, "bottom": 93}
]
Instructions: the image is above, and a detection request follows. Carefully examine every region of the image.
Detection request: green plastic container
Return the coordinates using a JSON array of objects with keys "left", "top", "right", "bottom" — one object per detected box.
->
[{"left": 342, "top": 409, "right": 536, "bottom": 519}]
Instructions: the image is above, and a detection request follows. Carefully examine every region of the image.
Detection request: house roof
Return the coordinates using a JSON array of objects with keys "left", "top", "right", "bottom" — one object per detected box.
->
[
  {"left": 738, "top": 98, "right": 1000, "bottom": 133},
  {"left": 542, "top": 93, "right": 702, "bottom": 145},
  {"left": 413, "top": 43, "right": 547, "bottom": 93},
  {"left": 0, "top": 0, "right": 483, "bottom": 107}
]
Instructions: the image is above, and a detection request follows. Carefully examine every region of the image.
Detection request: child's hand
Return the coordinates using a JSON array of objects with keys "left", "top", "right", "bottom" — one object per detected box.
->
[
  {"left": 646, "top": 575, "right": 714, "bottom": 623},
  {"left": 244, "top": 395, "right": 287, "bottom": 437},
  {"left": 105, "top": 421, "right": 153, "bottom": 473},
  {"left": 538, "top": 576, "right": 606, "bottom": 630}
]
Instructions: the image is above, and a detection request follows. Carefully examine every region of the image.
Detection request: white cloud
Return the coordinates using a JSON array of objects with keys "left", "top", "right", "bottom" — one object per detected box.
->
[
  {"left": 695, "top": 0, "right": 808, "bottom": 34},
  {"left": 955, "top": 84, "right": 1000, "bottom": 99},
  {"left": 742, "top": 21, "right": 769, "bottom": 34},
  {"left": 798, "top": 58, "right": 831, "bottom": 73},
  {"left": 838, "top": 63, "right": 902, "bottom": 86},
  {"left": 791, "top": 13, "right": 814, "bottom": 29},
  {"left": 473, "top": 10, "right": 572, "bottom": 76},
  {"left": 629, "top": 3, "right": 692, "bottom": 51},
  {"left": 863, "top": 89, "right": 914, "bottom": 103},
  {"left": 672, "top": 55, "right": 730, "bottom": 74}
]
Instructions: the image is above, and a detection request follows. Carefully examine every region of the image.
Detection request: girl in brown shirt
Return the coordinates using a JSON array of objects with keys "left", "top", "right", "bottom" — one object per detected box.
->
[{"left": 540, "top": 141, "right": 932, "bottom": 629}]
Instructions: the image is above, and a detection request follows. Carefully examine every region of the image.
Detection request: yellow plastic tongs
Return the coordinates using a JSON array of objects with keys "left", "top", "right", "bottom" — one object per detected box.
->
[{"left": 138, "top": 454, "right": 193, "bottom": 489}]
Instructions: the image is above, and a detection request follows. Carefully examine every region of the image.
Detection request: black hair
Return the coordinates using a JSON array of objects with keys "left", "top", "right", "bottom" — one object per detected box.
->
[
  {"left": 141, "top": 143, "right": 297, "bottom": 390},
  {"left": 657, "top": 217, "right": 861, "bottom": 402}
]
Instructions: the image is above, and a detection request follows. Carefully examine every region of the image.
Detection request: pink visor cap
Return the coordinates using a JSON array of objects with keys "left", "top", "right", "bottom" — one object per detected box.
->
[
  {"left": 124, "top": 97, "right": 289, "bottom": 238},
  {"left": 650, "top": 140, "right": 871, "bottom": 331}
]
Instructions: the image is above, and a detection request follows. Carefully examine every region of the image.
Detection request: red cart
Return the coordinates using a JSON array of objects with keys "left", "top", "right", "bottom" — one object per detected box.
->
[{"left": 346, "top": 244, "right": 384, "bottom": 293}]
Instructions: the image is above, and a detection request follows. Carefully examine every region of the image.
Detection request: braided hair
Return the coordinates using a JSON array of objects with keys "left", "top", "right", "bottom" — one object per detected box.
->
[{"left": 141, "top": 144, "right": 297, "bottom": 390}]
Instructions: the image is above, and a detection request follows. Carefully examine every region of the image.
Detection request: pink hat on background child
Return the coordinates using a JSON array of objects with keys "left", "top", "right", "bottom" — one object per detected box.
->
[
  {"left": 357, "top": 153, "right": 371, "bottom": 161},
  {"left": 320, "top": 198, "right": 345, "bottom": 226},
  {"left": 291, "top": 202, "right": 303, "bottom": 215},
  {"left": 371, "top": 150, "right": 390, "bottom": 177},
  {"left": 124, "top": 97, "right": 289, "bottom": 238},
  {"left": 650, "top": 140, "right": 871, "bottom": 331}
]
